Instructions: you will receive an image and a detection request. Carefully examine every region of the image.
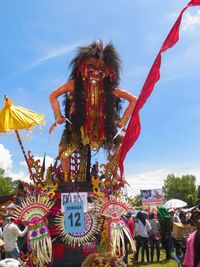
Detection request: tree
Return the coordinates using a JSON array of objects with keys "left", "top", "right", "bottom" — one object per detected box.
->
[
  {"left": 127, "top": 194, "right": 142, "bottom": 209},
  {"left": 0, "top": 168, "right": 20, "bottom": 197},
  {"left": 196, "top": 185, "right": 200, "bottom": 205},
  {"left": 162, "top": 173, "right": 197, "bottom": 206}
]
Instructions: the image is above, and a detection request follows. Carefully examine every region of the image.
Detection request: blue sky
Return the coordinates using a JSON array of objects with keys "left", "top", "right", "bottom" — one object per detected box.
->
[{"left": 0, "top": 0, "right": 200, "bottom": 196}]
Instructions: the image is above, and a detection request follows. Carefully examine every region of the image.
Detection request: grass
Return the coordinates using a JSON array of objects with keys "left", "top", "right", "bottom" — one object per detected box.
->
[{"left": 127, "top": 249, "right": 178, "bottom": 267}]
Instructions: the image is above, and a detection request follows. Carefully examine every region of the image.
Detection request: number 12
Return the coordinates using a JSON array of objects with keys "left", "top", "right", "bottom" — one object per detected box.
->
[{"left": 68, "top": 212, "right": 81, "bottom": 227}]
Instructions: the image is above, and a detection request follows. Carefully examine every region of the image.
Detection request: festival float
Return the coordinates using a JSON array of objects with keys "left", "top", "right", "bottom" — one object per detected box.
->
[{"left": 1, "top": 1, "right": 200, "bottom": 266}]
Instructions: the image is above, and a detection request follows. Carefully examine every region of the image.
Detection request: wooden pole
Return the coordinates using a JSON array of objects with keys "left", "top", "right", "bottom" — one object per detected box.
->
[{"left": 14, "top": 130, "right": 32, "bottom": 176}]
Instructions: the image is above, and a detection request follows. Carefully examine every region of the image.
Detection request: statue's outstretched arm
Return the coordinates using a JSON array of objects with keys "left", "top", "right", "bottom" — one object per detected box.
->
[
  {"left": 114, "top": 88, "right": 137, "bottom": 131},
  {"left": 49, "top": 80, "right": 74, "bottom": 133}
]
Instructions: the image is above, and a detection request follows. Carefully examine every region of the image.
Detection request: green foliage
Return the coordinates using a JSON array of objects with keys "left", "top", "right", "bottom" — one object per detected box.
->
[
  {"left": 0, "top": 168, "right": 20, "bottom": 197},
  {"left": 197, "top": 185, "right": 200, "bottom": 199},
  {"left": 162, "top": 173, "right": 197, "bottom": 206},
  {"left": 127, "top": 194, "right": 142, "bottom": 208}
]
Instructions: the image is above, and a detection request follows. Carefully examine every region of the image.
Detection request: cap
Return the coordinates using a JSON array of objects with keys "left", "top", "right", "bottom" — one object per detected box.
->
[{"left": 168, "top": 208, "right": 175, "bottom": 213}]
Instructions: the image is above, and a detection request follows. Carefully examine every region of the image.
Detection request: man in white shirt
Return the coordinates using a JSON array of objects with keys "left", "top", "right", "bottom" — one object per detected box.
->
[{"left": 2, "top": 217, "right": 27, "bottom": 260}]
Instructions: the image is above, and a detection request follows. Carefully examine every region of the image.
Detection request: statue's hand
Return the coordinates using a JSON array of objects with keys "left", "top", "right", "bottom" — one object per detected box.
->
[
  {"left": 116, "top": 120, "right": 126, "bottom": 132},
  {"left": 49, "top": 122, "right": 56, "bottom": 134},
  {"left": 49, "top": 117, "right": 65, "bottom": 134},
  {"left": 56, "top": 117, "right": 65, "bottom": 125}
]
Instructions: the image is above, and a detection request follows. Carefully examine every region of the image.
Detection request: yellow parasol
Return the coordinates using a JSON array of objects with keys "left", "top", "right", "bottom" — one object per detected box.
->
[{"left": 0, "top": 96, "right": 45, "bottom": 175}]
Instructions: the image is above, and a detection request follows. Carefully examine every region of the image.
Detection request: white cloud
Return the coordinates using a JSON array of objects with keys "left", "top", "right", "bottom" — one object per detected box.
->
[
  {"left": 0, "top": 143, "right": 30, "bottom": 182},
  {"left": 168, "top": 10, "right": 200, "bottom": 33},
  {"left": 126, "top": 168, "right": 168, "bottom": 197},
  {"left": 18, "top": 155, "right": 54, "bottom": 183},
  {"left": 18, "top": 39, "right": 88, "bottom": 74},
  {"left": 0, "top": 144, "right": 13, "bottom": 170},
  {"left": 8, "top": 39, "right": 88, "bottom": 81},
  {"left": 126, "top": 165, "right": 200, "bottom": 197},
  {"left": 182, "top": 10, "right": 200, "bottom": 32},
  {"left": 6, "top": 170, "right": 30, "bottom": 183},
  {"left": 27, "top": 155, "right": 54, "bottom": 169},
  {"left": 0, "top": 143, "right": 54, "bottom": 183}
]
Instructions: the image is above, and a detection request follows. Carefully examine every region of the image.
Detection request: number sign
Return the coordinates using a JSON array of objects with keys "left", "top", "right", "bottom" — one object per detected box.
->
[{"left": 64, "top": 202, "right": 84, "bottom": 233}]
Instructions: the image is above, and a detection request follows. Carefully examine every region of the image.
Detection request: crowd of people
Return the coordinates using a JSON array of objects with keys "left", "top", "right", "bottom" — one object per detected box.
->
[
  {"left": 0, "top": 203, "right": 200, "bottom": 266},
  {"left": 124, "top": 206, "right": 200, "bottom": 266}
]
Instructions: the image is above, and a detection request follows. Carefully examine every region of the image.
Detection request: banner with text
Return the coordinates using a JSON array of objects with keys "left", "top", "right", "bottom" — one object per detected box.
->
[
  {"left": 61, "top": 192, "right": 88, "bottom": 213},
  {"left": 140, "top": 189, "right": 164, "bottom": 204}
]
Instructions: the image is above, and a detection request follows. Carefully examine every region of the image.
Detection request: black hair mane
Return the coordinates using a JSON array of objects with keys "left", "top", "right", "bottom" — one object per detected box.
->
[{"left": 63, "top": 41, "right": 122, "bottom": 150}]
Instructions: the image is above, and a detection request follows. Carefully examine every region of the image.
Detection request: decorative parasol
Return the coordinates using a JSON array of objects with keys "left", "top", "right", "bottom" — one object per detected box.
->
[
  {"left": 163, "top": 199, "right": 187, "bottom": 209},
  {"left": 0, "top": 96, "right": 45, "bottom": 175}
]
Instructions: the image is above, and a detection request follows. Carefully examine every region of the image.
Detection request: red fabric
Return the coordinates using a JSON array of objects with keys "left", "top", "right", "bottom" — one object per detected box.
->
[
  {"left": 189, "top": 0, "right": 200, "bottom": 5},
  {"left": 66, "top": 244, "right": 79, "bottom": 249},
  {"left": 55, "top": 193, "right": 61, "bottom": 199},
  {"left": 183, "top": 231, "right": 200, "bottom": 267},
  {"left": 119, "top": 1, "right": 200, "bottom": 179},
  {"left": 52, "top": 243, "right": 65, "bottom": 258},
  {"left": 49, "top": 225, "right": 60, "bottom": 236},
  {"left": 128, "top": 218, "right": 135, "bottom": 238}
]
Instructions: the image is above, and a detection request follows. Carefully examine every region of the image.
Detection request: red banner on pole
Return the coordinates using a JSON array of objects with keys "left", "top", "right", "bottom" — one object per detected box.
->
[{"left": 119, "top": 1, "right": 200, "bottom": 179}]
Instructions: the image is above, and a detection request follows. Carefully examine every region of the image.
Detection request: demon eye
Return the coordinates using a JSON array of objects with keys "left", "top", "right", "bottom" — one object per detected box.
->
[
  {"left": 87, "top": 64, "right": 94, "bottom": 70},
  {"left": 89, "top": 69, "right": 94, "bottom": 75},
  {"left": 98, "top": 70, "right": 104, "bottom": 77}
]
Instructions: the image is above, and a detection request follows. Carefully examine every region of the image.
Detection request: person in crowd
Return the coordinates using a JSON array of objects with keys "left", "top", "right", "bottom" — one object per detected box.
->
[
  {"left": 127, "top": 213, "right": 135, "bottom": 264},
  {"left": 2, "top": 217, "right": 28, "bottom": 260},
  {"left": 179, "top": 210, "right": 190, "bottom": 224},
  {"left": 189, "top": 209, "right": 200, "bottom": 227},
  {"left": 183, "top": 219, "right": 200, "bottom": 267},
  {"left": 149, "top": 212, "right": 161, "bottom": 262},
  {"left": 134, "top": 211, "right": 151, "bottom": 264},
  {"left": 152, "top": 208, "right": 158, "bottom": 219},
  {"left": 168, "top": 208, "right": 181, "bottom": 223},
  {"left": 0, "top": 221, "right": 3, "bottom": 240},
  {"left": 158, "top": 206, "right": 173, "bottom": 260},
  {"left": 0, "top": 221, "right": 4, "bottom": 261},
  {"left": 0, "top": 258, "right": 20, "bottom": 267},
  {"left": 168, "top": 208, "right": 175, "bottom": 223},
  {"left": 0, "top": 207, "right": 8, "bottom": 228},
  {"left": 173, "top": 209, "right": 181, "bottom": 223},
  {"left": 128, "top": 213, "right": 135, "bottom": 238}
]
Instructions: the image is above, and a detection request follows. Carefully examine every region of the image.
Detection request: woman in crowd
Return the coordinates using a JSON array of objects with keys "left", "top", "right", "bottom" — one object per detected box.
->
[
  {"left": 0, "top": 221, "right": 4, "bottom": 261},
  {"left": 189, "top": 209, "right": 200, "bottom": 227},
  {"left": 149, "top": 212, "right": 161, "bottom": 262},
  {"left": 157, "top": 206, "right": 172, "bottom": 260},
  {"left": 134, "top": 212, "right": 151, "bottom": 264},
  {"left": 184, "top": 219, "right": 200, "bottom": 267}
]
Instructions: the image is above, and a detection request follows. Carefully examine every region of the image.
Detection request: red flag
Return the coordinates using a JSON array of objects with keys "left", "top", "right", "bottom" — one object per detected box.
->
[
  {"left": 188, "top": 0, "right": 200, "bottom": 5},
  {"left": 119, "top": 1, "right": 200, "bottom": 179}
]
